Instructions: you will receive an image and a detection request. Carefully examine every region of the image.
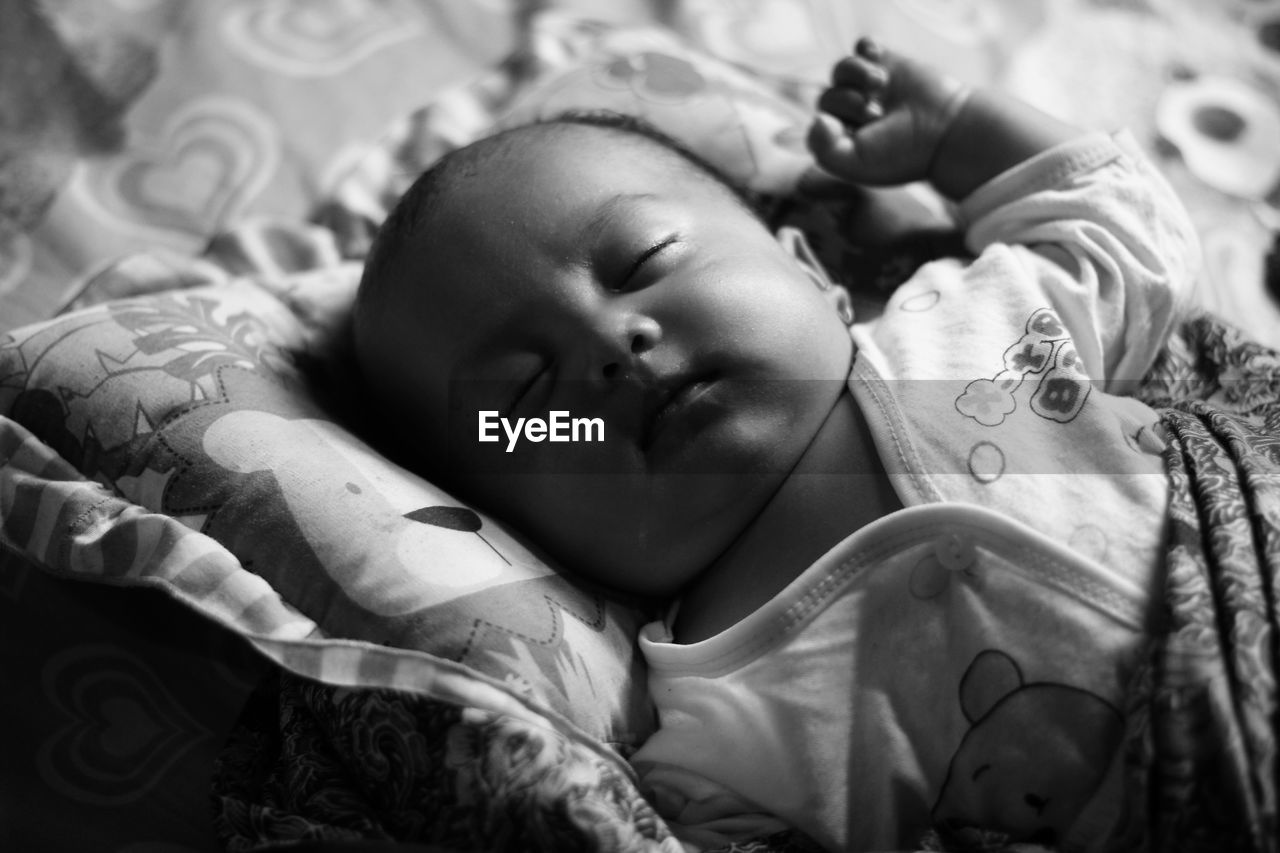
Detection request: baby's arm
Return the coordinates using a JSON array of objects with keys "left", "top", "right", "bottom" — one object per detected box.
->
[
  {"left": 808, "top": 38, "right": 1081, "bottom": 200},
  {"left": 809, "top": 38, "right": 1200, "bottom": 387}
]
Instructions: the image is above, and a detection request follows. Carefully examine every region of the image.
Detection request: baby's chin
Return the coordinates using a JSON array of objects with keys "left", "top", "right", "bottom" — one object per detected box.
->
[
  {"left": 645, "top": 397, "right": 822, "bottom": 482},
  {"left": 542, "top": 492, "right": 771, "bottom": 597},
  {"left": 576, "top": 550, "right": 711, "bottom": 603}
]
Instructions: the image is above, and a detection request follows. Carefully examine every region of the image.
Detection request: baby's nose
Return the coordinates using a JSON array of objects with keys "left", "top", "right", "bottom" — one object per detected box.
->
[{"left": 596, "top": 314, "right": 661, "bottom": 384}]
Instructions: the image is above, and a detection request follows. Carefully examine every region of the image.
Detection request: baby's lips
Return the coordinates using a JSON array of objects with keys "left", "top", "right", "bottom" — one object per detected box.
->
[{"left": 637, "top": 377, "right": 687, "bottom": 451}]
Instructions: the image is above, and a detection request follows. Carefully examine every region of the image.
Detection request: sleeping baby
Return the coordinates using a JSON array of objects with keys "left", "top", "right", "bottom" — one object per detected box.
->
[{"left": 350, "top": 38, "right": 1198, "bottom": 853}]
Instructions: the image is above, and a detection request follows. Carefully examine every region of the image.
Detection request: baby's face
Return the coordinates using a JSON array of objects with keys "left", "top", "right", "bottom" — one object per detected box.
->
[{"left": 377, "top": 124, "right": 852, "bottom": 596}]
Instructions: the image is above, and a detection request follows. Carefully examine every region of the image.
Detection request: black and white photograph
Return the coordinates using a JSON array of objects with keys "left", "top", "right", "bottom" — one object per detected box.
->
[{"left": 2, "top": 1, "right": 1280, "bottom": 851}]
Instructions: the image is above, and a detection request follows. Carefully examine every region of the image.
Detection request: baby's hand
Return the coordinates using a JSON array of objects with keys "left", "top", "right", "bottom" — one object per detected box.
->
[{"left": 808, "top": 38, "right": 970, "bottom": 187}]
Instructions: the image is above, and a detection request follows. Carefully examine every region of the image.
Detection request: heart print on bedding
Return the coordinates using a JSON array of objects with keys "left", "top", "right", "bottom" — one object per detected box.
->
[
  {"left": 220, "top": 0, "right": 428, "bottom": 77},
  {"left": 75, "top": 96, "right": 279, "bottom": 239}
]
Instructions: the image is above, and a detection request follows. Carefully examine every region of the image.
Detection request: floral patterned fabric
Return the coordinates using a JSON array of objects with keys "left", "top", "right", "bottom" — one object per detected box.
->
[
  {"left": 212, "top": 671, "right": 686, "bottom": 853},
  {"left": 1121, "top": 316, "right": 1280, "bottom": 853},
  {"left": 212, "top": 670, "right": 828, "bottom": 853}
]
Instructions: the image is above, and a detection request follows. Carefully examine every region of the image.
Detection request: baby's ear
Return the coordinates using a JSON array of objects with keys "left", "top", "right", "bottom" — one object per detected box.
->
[{"left": 776, "top": 226, "right": 854, "bottom": 325}]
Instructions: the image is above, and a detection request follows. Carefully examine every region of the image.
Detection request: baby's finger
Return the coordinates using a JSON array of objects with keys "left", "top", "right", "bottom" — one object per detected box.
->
[
  {"left": 817, "top": 86, "right": 884, "bottom": 127},
  {"left": 855, "top": 36, "right": 885, "bottom": 62},
  {"left": 830, "top": 53, "right": 889, "bottom": 96},
  {"left": 807, "top": 112, "right": 853, "bottom": 156},
  {"left": 807, "top": 112, "right": 866, "bottom": 182}
]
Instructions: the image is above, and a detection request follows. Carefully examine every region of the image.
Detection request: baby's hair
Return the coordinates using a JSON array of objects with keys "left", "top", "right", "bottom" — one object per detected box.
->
[
  {"left": 548, "top": 110, "right": 760, "bottom": 210},
  {"left": 354, "top": 110, "right": 760, "bottom": 333}
]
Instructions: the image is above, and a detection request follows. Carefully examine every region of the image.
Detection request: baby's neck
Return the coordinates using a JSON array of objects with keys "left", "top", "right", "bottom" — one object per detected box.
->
[{"left": 673, "top": 388, "right": 901, "bottom": 643}]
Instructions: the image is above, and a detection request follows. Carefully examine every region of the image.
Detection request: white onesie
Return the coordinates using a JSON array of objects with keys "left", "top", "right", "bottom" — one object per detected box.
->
[{"left": 632, "top": 132, "right": 1200, "bottom": 852}]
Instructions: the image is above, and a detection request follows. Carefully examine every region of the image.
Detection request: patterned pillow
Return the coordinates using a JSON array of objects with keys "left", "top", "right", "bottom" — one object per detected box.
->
[
  {"left": 0, "top": 269, "right": 653, "bottom": 752},
  {"left": 321, "top": 10, "right": 821, "bottom": 256},
  {"left": 0, "top": 12, "right": 868, "bottom": 756}
]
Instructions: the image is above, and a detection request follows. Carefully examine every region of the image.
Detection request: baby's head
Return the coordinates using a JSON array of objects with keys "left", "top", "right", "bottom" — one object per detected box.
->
[{"left": 354, "top": 113, "right": 853, "bottom": 598}]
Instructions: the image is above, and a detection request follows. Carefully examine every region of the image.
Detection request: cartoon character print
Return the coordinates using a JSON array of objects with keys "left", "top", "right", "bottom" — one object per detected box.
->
[
  {"left": 191, "top": 375, "right": 651, "bottom": 736},
  {"left": 1, "top": 291, "right": 652, "bottom": 741},
  {"left": 930, "top": 650, "right": 1124, "bottom": 849},
  {"left": 955, "top": 308, "right": 1092, "bottom": 426},
  {"left": 0, "top": 293, "right": 278, "bottom": 482}
]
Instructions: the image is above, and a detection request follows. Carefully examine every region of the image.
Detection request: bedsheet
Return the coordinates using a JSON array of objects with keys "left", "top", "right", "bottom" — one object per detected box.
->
[
  {"left": 0, "top": 0, "right": 521, "bottom": 332},
  {"left": 2, "top": 0, "right": 1279, "bottom": 344}
]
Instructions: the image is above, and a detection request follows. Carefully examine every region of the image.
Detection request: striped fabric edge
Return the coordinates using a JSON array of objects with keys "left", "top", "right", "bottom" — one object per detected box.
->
[{"left": 0, "top": 415, "right": 635, "bottom": 776}]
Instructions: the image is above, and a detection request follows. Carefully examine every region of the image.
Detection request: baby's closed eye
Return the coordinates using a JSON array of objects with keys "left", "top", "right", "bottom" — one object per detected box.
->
[
  {"left": 610, "top": 235, "right": 683, "bottom": 292},
  {"left": 507, "top": 361, "right": 554, "bottom": 418}
]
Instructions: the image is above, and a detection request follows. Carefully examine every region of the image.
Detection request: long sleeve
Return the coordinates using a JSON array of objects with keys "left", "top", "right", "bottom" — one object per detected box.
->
[{"left": 956, "top": 131, "right": 1200, "bottom": 390}]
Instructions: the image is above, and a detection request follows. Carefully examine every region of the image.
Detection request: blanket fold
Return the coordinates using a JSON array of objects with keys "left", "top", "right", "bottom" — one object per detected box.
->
[{"left": 1121, "top": 314, "right": 1280, "bottom": 853}]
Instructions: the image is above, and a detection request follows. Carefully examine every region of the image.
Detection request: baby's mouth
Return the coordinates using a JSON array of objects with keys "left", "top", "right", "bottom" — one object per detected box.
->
[{"left": 639, "top": 375, "right": 718, "bottom": 452}]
